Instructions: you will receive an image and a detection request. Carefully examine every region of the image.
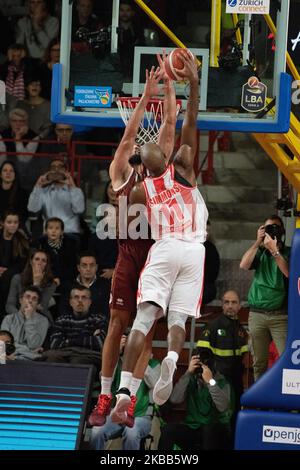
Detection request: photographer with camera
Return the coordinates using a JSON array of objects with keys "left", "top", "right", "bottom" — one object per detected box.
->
[
  {"left": 71, "top": 0, "right": 103, "bottom": 54},
  {"left": 0, "top": 330, "right": 16, "bottom": 361},
  {"left": 240, "top": 215, "right": 290, "bottom": 380},
  {"left": 27, "top": 158, "right": 85, "bottom": 240},
  {"left": 158, "top": 348, "right": 234, "bottom": 451}
]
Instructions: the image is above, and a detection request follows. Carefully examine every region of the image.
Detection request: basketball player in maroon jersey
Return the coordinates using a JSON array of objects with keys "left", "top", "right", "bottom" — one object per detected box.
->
[
  {"left": 111, "top": 51, "right": 208, "bottom": 416},
  {"left": 88, "top": 63, "right": 178, "bottom": 426}
]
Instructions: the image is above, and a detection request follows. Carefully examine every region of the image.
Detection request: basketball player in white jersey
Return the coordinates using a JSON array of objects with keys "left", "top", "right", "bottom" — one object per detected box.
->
[
  {"left": 111, "top": 51, "right": 208, "bottom": 417},
  {"left": 89, "top": 60, "right": 178, "bottom": 427}
]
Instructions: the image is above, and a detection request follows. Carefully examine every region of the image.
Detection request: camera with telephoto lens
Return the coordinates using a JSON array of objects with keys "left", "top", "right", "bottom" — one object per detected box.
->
[
  {"left": 264, "top": 223, "right": 284, "bottom": 240},
  {"left": 76, "top": 26, "right": 111, "bottom": 49},
  {"left": 195, "top": 347, "right": 215, "bottom": 375},
  {"left": 5, "top": 343, "right": 16, "bottom": 356},
  {"left": 218, "top": 39, "right": 243, "bottom": 71}
]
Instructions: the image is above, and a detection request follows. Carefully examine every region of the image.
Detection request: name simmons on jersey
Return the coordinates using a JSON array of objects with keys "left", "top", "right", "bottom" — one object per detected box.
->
[{"left": 148, "top": 185, "right": 180, "bottom": 206}]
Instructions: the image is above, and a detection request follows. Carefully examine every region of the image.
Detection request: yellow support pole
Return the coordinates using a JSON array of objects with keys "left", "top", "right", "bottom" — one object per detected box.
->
[
  {"left": 264, "top": 14, "right": 300, "bottom": 83},
  {"left": 134, "top": 0, "right": 200, "bottom": 67},
  {"left": 134, "top": 0, "right": 186, "bottom": 48},
  {"left": 210, "top": 0, "right": 221, "bottom": 67},
  {"left": 232, "top": 13, "right": 242, "bottom": 45}
]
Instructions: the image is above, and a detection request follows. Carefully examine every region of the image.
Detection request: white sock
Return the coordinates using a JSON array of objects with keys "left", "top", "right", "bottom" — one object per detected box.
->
[
  {"left": 130, "top": 378, "right": 142, "bottom": 396},
  {"left": 167, "top": 351, "right": 179, "bottom": 364},
  {"left": 101, "top": 376, "right": 113, "bottom": 395},
  {"left": 119, "top": 371, "right": 133, "bottom": 391}
]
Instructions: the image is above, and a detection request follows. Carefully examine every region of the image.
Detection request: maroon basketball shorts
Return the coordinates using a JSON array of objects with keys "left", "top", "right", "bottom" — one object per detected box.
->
[{"left": 110, "top": 239, "right": 154, "bottom": 314}]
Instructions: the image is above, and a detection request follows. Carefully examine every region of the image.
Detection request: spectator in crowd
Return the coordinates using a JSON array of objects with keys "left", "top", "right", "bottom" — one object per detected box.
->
[
  {"left": 38, "top": 123, "right": 75, "bottom": 170},
  {"left": 90, "top": 331, "right": 160, "bottom": 450},
  {"left": 118, "top": 0, "right": 144, "bottom": 79},
  {"left": 41, "top": 285, "right": 107, "bottom": 367},
  {"left": 197, "top": 290, "right": 249, "bottom": 429},
  {"left": 0, "top": 210, "right": 29, "bottom": 319},
  {"left": 16, "top": 75, "right": 51, "bottom": 138},
  {"left": 0, "top": 43, "right": 33, "bottom": 101},
  {"left": 27, "top": 158, "right": 85, "bottom": 238},
  {"left": 158, "top": 348, "right": 234, "bottom": 450},
  {"left": 89, "top": 180, "right": 119, "bottom": 280},
  {"left": 0, "top": 329, "right": 16, "bottom": 360},
  {"left": 6, "top": 248, "right": 57, "bottom": 323},
  {"left": 240, "top": 215, "right": 289, "bottom": 380},
  {"left": 0, "top": 92, "right": 17, "bottom": 132},
  {"left": 38, "top": 37, "right": 60, "bottom": 101},
  {"left": 1, "top": 285, "right": 49, "bottom": 360},
  {"left": 202, "top": 220, "right": 220, "bottom": 306},
  {"left": 0, "top": 107, "right": 40, "bottom": 190},
  {"left": 32, "top": 217, "right": 78, "bottom": 287},
  {"left": 59, "top": 252, "right": 110, "bottom": 320},
  {"left": 15, "top": 0, "right": 59, "bottom": 60},
  {"left": 71, "top": 0, "right": 102, "bottom": 54},
  {"left": 0, "top": 161, "right": 28, "bottom": 225}
]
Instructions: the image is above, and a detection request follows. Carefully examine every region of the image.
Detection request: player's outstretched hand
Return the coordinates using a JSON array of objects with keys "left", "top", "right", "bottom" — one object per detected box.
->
[
  {"left": 156, "top": 49, "right": 170, "bottom": 83},
  {"left": 144, "top": 66, "right": 161, "bottom": 99},
  {"left": 174, "top": 51, "right": 198, "bottom": 82}
]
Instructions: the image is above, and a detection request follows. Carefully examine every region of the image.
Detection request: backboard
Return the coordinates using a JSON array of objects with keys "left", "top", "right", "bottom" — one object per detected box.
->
[{"left": 51, "top": 0, "right": 292, "bottom": 132}]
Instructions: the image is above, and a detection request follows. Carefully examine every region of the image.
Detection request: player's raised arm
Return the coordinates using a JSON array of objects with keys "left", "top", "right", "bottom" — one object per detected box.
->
[
  {"left": 157, "top": 52, "right": 177, "bottom": 163},
  {"left": 110, "top": 66, "right": 161, "bottom": 189},
  {"left": 179, "top": 53, "right": 199, "bottom": 153},
  {"left": 173, "top": 52, "right": 199, "bottom": 173}
]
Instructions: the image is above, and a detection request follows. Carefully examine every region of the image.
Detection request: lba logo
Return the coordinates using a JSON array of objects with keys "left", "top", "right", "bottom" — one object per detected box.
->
[
  {"left": 227, "top": 0, "right": 237, "bottom": 6},
  {"left": 263, "top": 426, "right": 300, "bottom": 445}
]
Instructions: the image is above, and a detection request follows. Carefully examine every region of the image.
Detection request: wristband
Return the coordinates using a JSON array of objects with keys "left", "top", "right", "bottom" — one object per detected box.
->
[{"left": 272, "top": 251, "right": 280, "bottom": 258}]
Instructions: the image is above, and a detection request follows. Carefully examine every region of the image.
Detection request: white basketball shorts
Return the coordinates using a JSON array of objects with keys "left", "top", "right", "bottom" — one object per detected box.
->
[{"left": 137, "top": 238, "right": 205, "bottom": 318}]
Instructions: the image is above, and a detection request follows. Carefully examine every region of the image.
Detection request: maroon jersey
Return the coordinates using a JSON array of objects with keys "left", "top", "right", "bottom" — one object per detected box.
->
[{"left": 110, "top": 169, "right": 153, "bottom": 313}]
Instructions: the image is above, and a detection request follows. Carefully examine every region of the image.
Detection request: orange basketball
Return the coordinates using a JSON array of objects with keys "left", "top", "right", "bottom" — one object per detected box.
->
[{"left": 165, "top": 48, "right": 194, "bottom": 81}]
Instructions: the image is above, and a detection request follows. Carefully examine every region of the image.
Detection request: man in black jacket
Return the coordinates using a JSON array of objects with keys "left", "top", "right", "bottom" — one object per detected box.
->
[
  {"left": 197, "top": 290, "right": 249, "bottom": 426},
  {"left": 58, "top": 251, "right": 110, "bottom": 321},
  {"left": 42, "top": 285, "right": 107, "bottom": 367}
]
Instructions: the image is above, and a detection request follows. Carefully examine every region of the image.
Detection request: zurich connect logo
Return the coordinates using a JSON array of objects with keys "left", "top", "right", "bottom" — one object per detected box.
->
[{"left": 228, "top": 0, "right": 237, "bottom": 7}]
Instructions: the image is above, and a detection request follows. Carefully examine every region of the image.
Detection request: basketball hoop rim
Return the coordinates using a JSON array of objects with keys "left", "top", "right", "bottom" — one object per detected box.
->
[
  {"left": 116, "top": 97, "right": 182, "bottom": 145},
  {"left": 117, "top": 96, "right": 182, "bottom": 109}
]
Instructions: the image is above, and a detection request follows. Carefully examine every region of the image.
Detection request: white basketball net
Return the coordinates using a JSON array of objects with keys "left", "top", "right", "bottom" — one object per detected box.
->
[{"left": 117, "top": 98, "right": 181, "bottom": 145}]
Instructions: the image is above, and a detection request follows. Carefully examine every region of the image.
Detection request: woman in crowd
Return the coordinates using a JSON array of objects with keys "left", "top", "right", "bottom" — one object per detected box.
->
[
  {"left": 6, "top": 249, "right": 57, "bottom": 323},
  {"left": 39, "top": 38, "right": 60, "bottom": 101},
  {"left": 0, "top": 161, "right": 28, "bottom": 225},
  {"left": 0, "top": 210, "right": 29, "bottom": 320},
  {"left": 15, "top": 0, "right": 59, "bottom": 60},
  {"left": 16, "top": 76, "right": 52, "bottom": 138}
]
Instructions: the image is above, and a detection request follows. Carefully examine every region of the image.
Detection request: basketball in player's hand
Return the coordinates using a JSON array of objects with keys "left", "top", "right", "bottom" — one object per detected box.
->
[{"left": 164, "top": 48, "right": 194, "bottom": 81}]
